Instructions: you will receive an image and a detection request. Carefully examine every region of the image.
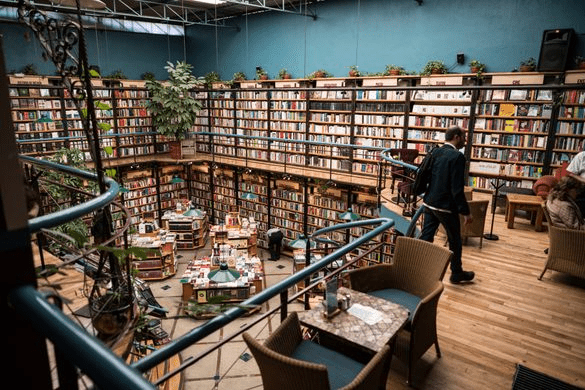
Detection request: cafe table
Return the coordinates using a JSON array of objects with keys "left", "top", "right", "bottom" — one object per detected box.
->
[{"left": 298, "top": 286, "right": 409, "bottom": 373}]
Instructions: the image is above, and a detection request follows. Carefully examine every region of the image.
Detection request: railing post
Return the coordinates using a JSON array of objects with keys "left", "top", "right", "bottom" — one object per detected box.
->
[{"left": 280, "top": 290, "right": 288, "bottom": 322}]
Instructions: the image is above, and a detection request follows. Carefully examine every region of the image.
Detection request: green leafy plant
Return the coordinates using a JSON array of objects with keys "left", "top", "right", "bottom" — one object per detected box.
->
[
  {"left": 519, "top": 57, "right": 536, "bottom": 71},
  {"left": 348, "top": 65, "right": 361, "bottom": 77},
  {"left": 255, "top": 67, "right": 268, "bottom": 80},
  {"left": 384, "top": 64, "right": 405, "bottom": 75},
  {"left": 145, "top": 61, "right": 203, "bottom": 141},
  {"left": 469, "top": 59, "right": 486, "bottom": 76},
  {"left": 278, "top": 68, "right": 292, "bottom": 79},
  {"left": 232, "top": 71, "right": 246, "bottom": 81},
  {"left": 21, "top": 63, "right": 38, "bottom": 75},
  {"left": 203, "top": 71, "right": 221, "bottom": 87},
  {"left": 105, "top": 69, "right": 127, "bottom": 79},
  {"left": 421, "top": 60, "right": 448, "bottom": 76},
  {"left": 141, "top": 72, "right": 156, "bottom": 81},
  {"left": 307, "top": 69, "right": 332, "bottom": 79}
]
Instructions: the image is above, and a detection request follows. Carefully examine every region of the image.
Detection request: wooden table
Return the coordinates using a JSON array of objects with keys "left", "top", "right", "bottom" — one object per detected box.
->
[
  {"left": 298, "top": 286, "right": 409, "bottom": 359},
  {"left": 505, "top": 193, "right": 545, "bottom": 231}
]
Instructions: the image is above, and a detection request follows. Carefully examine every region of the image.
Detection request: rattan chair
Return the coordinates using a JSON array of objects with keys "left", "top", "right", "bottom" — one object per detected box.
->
[
  {"left": 243, "top": 312, "right": 391, "bottom": 390},
  {"left": 346, "top": 236, "right": 452, "bottom": 384},
  {"left": 539, "top": 205, "right": 585, "bottom": 280}
]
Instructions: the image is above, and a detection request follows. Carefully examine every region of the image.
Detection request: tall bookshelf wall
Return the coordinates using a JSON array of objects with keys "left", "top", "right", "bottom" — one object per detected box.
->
[{"left": 10, "top": 72, "right": 585, "bottom": 251}]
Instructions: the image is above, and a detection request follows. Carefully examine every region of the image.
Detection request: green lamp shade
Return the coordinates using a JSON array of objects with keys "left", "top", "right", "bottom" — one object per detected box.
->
[
  {"left": 338, "top": 208, "right": 360, "bottom": 221},
  {"left": 119, "top": 186, "right": 129, "bottom": 193},
  {"left": 241, "top": 192, "right": 258, "bottom": 200},
  {"left": 36, "top": 115, "right": 54, "bottom": 123},
  {"left": 171, "top": 175, "right": 185, "bottom": 184},
  {"left": 208, "top": 263, "right": 240, "bottom": 283},
  {"left": 288, "top": 234, "right": 316, "bottom": 249},
  {"left": 184, "top": 208, "right": 204, "bottom": 217}
]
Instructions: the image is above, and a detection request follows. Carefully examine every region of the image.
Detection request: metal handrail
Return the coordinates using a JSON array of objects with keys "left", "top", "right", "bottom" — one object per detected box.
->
[{"left": 20, "top": 155, "right": 120, "bottom": 233}]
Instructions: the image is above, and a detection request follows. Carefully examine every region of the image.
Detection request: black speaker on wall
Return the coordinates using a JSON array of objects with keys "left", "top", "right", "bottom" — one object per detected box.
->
[{"left": 537, "top": 28, "right": 574, "bottom": 72}]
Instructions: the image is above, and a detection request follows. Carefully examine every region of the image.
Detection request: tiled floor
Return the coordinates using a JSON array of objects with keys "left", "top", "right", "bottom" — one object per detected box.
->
[{"left": 148, "top": 245, "right": 303, "bottom": 390}]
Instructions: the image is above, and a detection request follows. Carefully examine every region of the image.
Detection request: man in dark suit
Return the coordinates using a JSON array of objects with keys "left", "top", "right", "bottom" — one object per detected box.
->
[{"left": 420, "top": 126, "right": 474, "bottom": 284}]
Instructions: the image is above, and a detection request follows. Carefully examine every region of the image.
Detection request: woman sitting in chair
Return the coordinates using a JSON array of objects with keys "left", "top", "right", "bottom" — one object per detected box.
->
[{"left": 546, "top": 176, "right": 585, "bottom": 230}]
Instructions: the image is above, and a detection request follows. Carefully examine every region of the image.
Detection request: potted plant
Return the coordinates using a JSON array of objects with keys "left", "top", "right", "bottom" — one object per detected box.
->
[
  {"left": 469, "top": 59, "right": 486, "bottom": 75},
  {"left": 384, "top": 64, "right": 404, "bottom": 76},
  {"left": 278, "top": 68, "right": 292, "bottom": 79},
  {"left": 519, "top": 57, "right": 536, "bottom": 72},
  {"left": 307, "top": 69, "right": 331, "bottom": 79},
  {"left": 202, "top": 71, "right": 221, "bottom": 88},
  {"left": 146, "top": 61, "right": 203, "bottom": 159},
  {"left": 421, "top": 60, "right": 448, "bottom": 75},
  {"left": 255, "top": 67, "right": 269, "bottom": 80},
  {"left": 233, "top": 71, "right": 246, "bottom": 81},
  {"left": 348, "top": 65, "right": 361, "bottom": 77},
  {"left": 575, "top": 56, "right": 585, "bottom": 70},
  {"left": 141, "top": 71, "right": 156, "bottom": 81}
]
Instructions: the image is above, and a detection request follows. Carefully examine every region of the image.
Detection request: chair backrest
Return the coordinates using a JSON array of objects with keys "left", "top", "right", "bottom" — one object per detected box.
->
[
  {"left": 243, "top": 313, "right": 331, "bottom": 390},
  {"left": 391, "top": 236, "right": 452, "bottom": 297},
  {"left": 461, "top": 199, "right": 489, "bottom": 238}
]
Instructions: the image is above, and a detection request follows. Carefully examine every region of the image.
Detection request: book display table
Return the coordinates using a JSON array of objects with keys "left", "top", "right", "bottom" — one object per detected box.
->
[
  {"left": 180, "top": 245, "right": 264, "bottom": 316},
  {"left": 128, "top": 230, "right": 177, "bottom": 280},
  {"left": 161, "top": 208, "right": 208, "bottom": 250},
  {"left": 209, "top": 221, "right": 258, "bottom": 257}
]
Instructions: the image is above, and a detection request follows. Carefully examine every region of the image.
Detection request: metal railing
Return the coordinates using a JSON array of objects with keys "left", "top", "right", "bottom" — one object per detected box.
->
[{"left": 9, "top": 155, "right": 401, "bottom": 390}]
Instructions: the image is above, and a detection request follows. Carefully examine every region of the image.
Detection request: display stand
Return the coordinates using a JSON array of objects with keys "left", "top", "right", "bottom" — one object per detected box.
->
[{"left": 484, "top": 176, "right": 504, "bottom": 241}]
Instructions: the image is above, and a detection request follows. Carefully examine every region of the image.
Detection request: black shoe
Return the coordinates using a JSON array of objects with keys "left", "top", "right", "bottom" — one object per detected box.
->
[{"left": 450, "top": 271, "right": 475, "bottom": 284}]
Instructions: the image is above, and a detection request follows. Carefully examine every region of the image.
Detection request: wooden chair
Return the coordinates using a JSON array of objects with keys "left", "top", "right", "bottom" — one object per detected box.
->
[
  {"left": 345, "top": 236, "right": 452, "bottom": 384},
  {"left": 460, "top": 199, "right": 489, "bottom": 248},
  {"left": 243, "top": 312, "right": 391, "bottom": 390},
  {"left": 389, "top": 148, "right": 419, "bottom": 194},
  {"left": 539, "top": 205, "right": 585, "bottom": 280}
]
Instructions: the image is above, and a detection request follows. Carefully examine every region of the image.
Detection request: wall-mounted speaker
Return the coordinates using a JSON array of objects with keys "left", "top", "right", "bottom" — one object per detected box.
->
[{"left": 537, "top": 28, "right": 574, "bottom": 72}]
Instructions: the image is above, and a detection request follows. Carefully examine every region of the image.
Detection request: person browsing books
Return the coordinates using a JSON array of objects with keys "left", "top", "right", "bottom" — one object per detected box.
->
[
  {"left": 419, "top": 126, "right": 475, "bottom": 284},
  {"left": 266, "top": 227, "right": 284, "bottom": 261}
]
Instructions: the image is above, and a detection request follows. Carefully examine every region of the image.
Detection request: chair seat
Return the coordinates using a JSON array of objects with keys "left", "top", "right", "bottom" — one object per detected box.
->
[
  {"left": 291, "top": 340, "right": 365, "bottom": 389},
  {"left": 368, "top": 289, "right": 419, "bottom": 321}
]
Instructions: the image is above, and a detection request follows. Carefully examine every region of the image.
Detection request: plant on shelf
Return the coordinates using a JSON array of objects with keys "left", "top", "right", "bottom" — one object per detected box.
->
[
  {"left": 348, "top": 65, "right": 361, "bottom": 77},
  {"left": 233, "top": 71, "right": 246, "bottom": 81},
  {"left": 146, "top": 61, "right": 203, "bottom": 159},
  {"left": 421, "top": 60, "right": 448, "bottom": 75},
  {"left": 278, "top": 68, "right": 292, "bottom": 79},
  {"left": 384, "top": 64, "right": 405, "bottom": 76},
  {"left": 519, "top": 57, "right": 536, "bottom": 72},
  {"left": 575, "top": 55, "right": 585, "bottom": 70},
  {"left": 307, "top": 69, "right": 332, "bottom": 79},
  {"left": 203, "top": 71, "right": 221, "bottom": 87},
  {"left": 255, "top": 67, "right": 269, "bottom": 80},
  {"left": 21, "top": 63, "right": 38, "bottom": 75},
  {"left": 105, "top": 69, "right": 127, "bottom": 79},
  {"left": 469, "top": 59, "right": 486, "bottom": 75},
  {"left": 141, "top": 71, "right": 156, "bottom": 81}
]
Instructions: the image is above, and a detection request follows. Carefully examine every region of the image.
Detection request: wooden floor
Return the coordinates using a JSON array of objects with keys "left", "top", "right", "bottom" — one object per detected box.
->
[{"left": 381, "top": 191, "right": 585, "bottom": 389}]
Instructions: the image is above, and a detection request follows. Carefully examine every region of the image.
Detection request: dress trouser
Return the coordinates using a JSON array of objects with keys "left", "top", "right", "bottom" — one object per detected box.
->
[{"left": 419, "top": 207, "right": 463, "bottom": 274}]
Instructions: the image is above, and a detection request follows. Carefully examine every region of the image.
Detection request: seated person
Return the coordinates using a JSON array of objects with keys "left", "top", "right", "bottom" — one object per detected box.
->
[{"left": 546, "top": 176, "right": 585, "bottom": 230}]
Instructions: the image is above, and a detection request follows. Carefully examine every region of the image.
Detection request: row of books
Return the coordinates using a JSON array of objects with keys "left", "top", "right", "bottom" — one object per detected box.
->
[
  {"left": 354, "top": 113, "right": 404, "bottom": 126},
  {"left": 480, "top": 89, "right": 551, "bottom": 102},
  {"left": 473, "top": 133, "right": 547, "bottom": 148},
  {"left": 554, "top": 137, "right": 585, "bottom": 152}
]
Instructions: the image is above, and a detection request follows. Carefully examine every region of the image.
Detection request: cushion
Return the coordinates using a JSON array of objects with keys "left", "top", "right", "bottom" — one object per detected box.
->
[
  {"left": 368, "top": 289, "right": 420, "bottom": 321},
  {"left": 291, "top": 340, "right": 364, "bottom": 389}
]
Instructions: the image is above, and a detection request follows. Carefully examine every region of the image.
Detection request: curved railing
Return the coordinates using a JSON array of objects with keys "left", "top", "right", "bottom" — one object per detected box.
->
[{"left": 10, "top": 155, "right": 399, "bottom": 390}]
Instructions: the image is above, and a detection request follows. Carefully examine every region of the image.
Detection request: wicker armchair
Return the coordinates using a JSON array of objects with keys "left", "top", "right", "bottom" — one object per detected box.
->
[
  {"left": 539, "top": 205, "right": 585, "bottom": 280},
  {"left": 243, "top": 312, "right": 391, "bottom": 390},
  {"left": 346, "top": 237, "right": 452, "bottom": 384}
]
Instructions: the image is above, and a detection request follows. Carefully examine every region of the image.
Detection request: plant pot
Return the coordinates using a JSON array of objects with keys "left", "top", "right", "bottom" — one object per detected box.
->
[
  {"left": 578, "top": 62, "right": 585, "bottom": 70},
  {"left": 91, "top": 294, "right": 134, "bottom": 336},
  {"left": 314, "top": 71, "right": 325, "bottom": 78},
  {"left": 470, "top": 67, "right": 480, "bottom": 73},
  {"left": 283, "top": 74, "right": 291, "bottom": 79},
  {"left": 169, "top": 140, "right": 182, "bottom": 160},
  {"left": 431, "top": 69, "right": 445, "bottom": 75},
  {"left": 348, "top": 71, "right": 359, "bottom": 77},
  {"left": 389, "top": 69, "right": 400, "bottom": 76},
  {"left": 259, "top": 75, "right": 268, "bottom": 80},
  {"left": 519, "top": 65, "right": 535, "bottom": 72}
]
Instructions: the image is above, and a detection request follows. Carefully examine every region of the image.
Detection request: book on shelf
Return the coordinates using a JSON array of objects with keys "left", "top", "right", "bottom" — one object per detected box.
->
[
  {"left": 527, "top": 105, "right": 540, "bottom": 116},
  {"left": 516, "top": 104, "right": 529, "bottom": 116},
  {"left": 537, "top": 90, "right": 553, "bottom": 101},
  {"left": 504, "top": 120, "right": 515, "bottom": 132},
  {"left": 499, "top": 104, "right": 515, "bottom": 117},
  {"left": 509, "top": 89, "right": 528, "bottom": 100}
]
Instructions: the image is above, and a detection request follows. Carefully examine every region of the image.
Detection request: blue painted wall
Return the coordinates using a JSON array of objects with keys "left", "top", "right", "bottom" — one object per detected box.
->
[
  {"left": 2, "top": 0, "right": 584, "bottom": 80},
  {"left": 186, "top": 0, "right": 585, "bottom": 80},
  {"left": 0, "top": 22, "right": 185, "bottom": 80}
]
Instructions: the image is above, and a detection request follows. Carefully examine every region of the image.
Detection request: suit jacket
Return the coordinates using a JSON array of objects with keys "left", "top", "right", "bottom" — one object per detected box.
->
[{"left": 423, "top": 144, "right": 470, "bottom": 215}]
